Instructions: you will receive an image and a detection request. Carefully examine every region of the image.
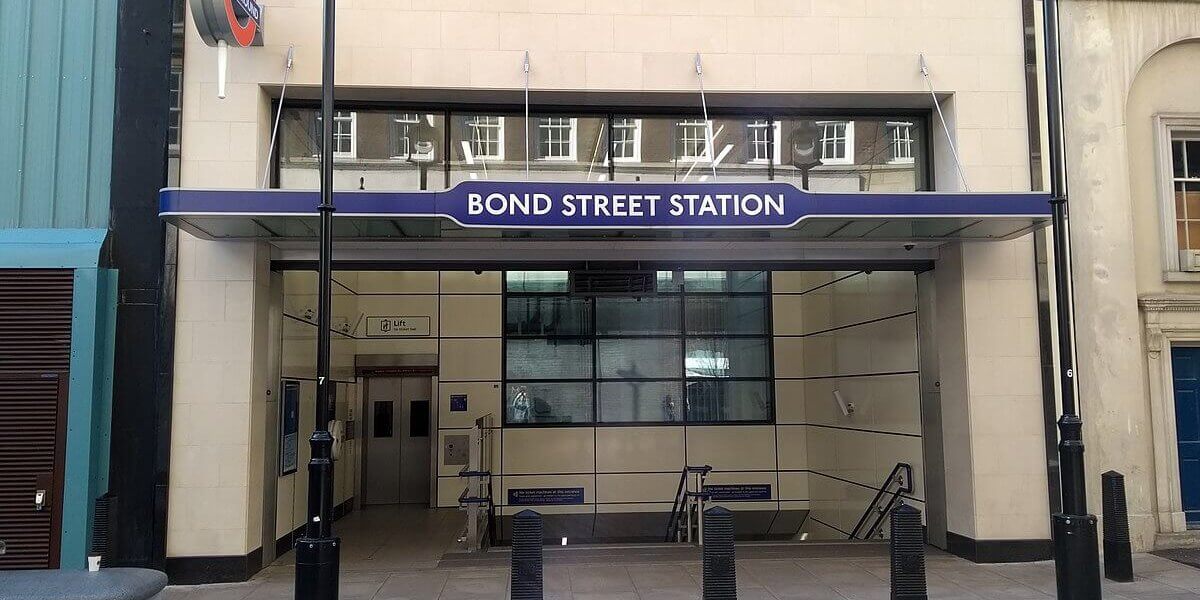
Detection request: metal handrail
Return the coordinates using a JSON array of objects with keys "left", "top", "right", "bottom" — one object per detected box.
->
[
  {"left": 665, "top": 465, "right": 713, "bottom": 542},
  {"left": 848, "top": 462, "right": 914, "bottom": 540}
]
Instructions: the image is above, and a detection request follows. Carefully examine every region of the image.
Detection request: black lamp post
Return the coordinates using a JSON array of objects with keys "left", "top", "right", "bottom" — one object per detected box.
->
[
  {"left": 294, "top": 0, "right": 340, "bottom": 597},
  {"left": 1041, "top": 0, "right": 1102, "bottom": 596}
]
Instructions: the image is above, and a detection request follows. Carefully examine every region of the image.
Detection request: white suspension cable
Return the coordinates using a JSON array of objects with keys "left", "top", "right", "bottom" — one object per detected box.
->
[
  {"left": 694, "top": 53, "right": 717, "bottom": 180},
  {"left": 524, "top": 51, "right": 530, "bottom": 178},
  {"left": 262, "top": 45, "right": 296, "bottom": 189},
  {"left": 919, "top": 53, "right": 971, "bottom": 192}
]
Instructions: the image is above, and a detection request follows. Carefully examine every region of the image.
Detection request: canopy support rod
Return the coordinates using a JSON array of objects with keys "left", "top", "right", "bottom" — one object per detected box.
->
[
  {"left": 524, "top": 51, "right": 531, "bottom": 178},
  {"left": 694, "top": 53, "right": 717, "bottom": 180},
  {"left": 919, "top": 54, "right": 971, "bottom": 192},
  {"left": 262, "top": 45, "right": 295, "bottom": 189}
]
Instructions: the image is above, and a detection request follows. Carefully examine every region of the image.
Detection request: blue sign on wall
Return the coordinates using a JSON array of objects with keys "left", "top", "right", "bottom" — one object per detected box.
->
[
  {"left": 160, "top": 181, "right": 1052, "bottom": 230},
  {"left": 450, "top": 394, "right": 468, "bottom": 412},
  {"left": 508, "top": 487, "right": 586, "bottom": 506},
  {"left": 703, "top": 484, "right": 772, "bottom": 501}
]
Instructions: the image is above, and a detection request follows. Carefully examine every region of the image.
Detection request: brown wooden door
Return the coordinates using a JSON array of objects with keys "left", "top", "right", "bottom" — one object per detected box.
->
[{"left": 0, "top": 270, "right": 74, "bottom": 569}]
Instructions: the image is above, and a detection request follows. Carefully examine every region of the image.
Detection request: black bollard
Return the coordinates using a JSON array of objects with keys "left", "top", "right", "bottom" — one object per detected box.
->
[
  {"left": 702, "top": 506, "right": 736, "bottom": 600},
  {"left": 889, "top": 503, "right": 928, "bottom": 600},
  {"left": 1102, "top": 471, "right": 1134, "bottom": 582},
  {"left": 511, "top": 510, "right": 544, "bottom": 600}
]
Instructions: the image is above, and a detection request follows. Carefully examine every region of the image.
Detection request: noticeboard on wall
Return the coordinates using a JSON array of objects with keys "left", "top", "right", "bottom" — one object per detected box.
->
[{"left": 279, "top": 379, "right": 300, "bottom": 475}]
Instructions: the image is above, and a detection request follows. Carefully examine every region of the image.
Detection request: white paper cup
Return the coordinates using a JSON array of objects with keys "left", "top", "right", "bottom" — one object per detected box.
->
[{"left": 88, "top": 555, "right": 101, "bottom": 572}]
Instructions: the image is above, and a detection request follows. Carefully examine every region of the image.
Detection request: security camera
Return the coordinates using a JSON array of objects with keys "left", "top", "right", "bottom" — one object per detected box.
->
[
  {"left": 474, "top": 270, "right": 483, "bottom": 275},
  {"left": 904, "top": 244, "right": 916, "bottom": 251}
]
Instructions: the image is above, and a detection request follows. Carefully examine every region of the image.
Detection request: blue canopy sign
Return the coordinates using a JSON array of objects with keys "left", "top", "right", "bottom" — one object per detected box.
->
[{"left": 160, "top": 181, "right": 1051, "bottom": 230}]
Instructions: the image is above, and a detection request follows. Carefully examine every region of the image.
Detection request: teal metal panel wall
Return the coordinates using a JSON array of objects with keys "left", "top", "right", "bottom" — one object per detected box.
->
[
  {"left": 0, "top": 0, "right": 118, "bottom": 229},
  {"left": 60, "top": 267, "right": 118, "bottom": 568}
]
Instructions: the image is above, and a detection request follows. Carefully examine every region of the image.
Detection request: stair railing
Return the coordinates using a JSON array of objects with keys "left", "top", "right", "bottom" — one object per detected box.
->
[
  {"left": 665, "top": 465, "right": 713, "bottom": 543},
  {"left": 849, "top": 462, "right": 914, "bottom": 541}
]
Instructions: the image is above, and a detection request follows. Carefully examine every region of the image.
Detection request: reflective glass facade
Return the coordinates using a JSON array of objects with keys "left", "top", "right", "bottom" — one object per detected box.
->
[{"left": 277, "top": 108, "right": 929, "bottom": 193}]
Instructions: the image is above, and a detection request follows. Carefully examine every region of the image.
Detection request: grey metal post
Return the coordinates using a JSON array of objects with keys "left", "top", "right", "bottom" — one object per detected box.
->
[
  {"left": 1102, "top": 471, "right": 1134, "bottom": 582},
  {"left": 889, "top": 503, "right": 927, "bottom": 600},
  {"left": 511, "top": 510, "right": 544, "bottom": 600},
  {"left": 702, "top": 506, "right": 736, "bottom": 600}
]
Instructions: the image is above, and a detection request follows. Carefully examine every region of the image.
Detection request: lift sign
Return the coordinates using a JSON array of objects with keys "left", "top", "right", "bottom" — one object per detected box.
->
[{"left": 365, "top": 316, "right": 431, "bottom": 338}]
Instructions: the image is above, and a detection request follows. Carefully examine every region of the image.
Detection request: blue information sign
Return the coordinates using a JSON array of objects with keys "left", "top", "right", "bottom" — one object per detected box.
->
[
  {"left": 508, "top": 487, "right": 586, "bottom": 506},
  {"left": 160, "top": 181, "right": 1051, "bottom": 230},
  {"left": 450, "top": 394, "right": 468, "bottom": 412},
  {"left": 703, "top": 484, "right": 772, "bottom": 501}
]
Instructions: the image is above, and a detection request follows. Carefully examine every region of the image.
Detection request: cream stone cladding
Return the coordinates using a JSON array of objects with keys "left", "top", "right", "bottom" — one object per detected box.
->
[
  {"left": 179, "top": 1, "right": 1033, "bottom": 192},
  {"left": 1058, "top": 1, "right": 1200, "bottom": 550},
  {"left": 169, "top": 0, "right": 1052, "bottom": 560}
]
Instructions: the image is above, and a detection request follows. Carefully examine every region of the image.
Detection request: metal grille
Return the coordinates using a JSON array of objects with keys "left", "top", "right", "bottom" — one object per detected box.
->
[
  {"left": 0, "top": 374, "right": 67, "bottom": 569},
  {"left": 0, "top": 269, "right": 73, "bottom": 570},
  {"left": 0, "top": 270, "right": 74, "bottom": 374}
]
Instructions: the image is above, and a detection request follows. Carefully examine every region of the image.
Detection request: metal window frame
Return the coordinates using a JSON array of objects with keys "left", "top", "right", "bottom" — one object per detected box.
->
[{"left": 500, "top": 270, "right": 776, "bottom": 428}]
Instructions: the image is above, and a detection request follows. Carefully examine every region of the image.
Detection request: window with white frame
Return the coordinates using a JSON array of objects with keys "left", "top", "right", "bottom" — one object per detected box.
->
[
  {"left": 1171, "top": 131, "right": 1200, "bottom": 253},
  {"left": 612, "top": 118, "right": 641, "bottom": 162},
  {"left": 747, "top": 120, "right": 781, "bottom": 164},
  {"left": 888, "top": 121, "right": 915, "bottom": 164},
  {"left": 390, "top": 113, "right": 422, "bottom": 159},
  {"left": 818, "top": 121, "right": 854, "bottom": 165},
  {"left": 332, "top": 111, "right": 356, "bottom": 158},
  {"left": 467, "top": 115, "right": 504, "bottom": 160},
  {"left": 313, "top": 111, "right": 358, "bottom": 158},
  {"left": 538, "top": 117, "right": 576, "bottom": 161},
  {"left": 676, "top": 119, "right": 711, "bottom": 161}
]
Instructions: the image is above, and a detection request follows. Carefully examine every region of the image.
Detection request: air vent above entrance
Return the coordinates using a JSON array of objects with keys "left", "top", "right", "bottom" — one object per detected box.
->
[{"left": 569, "top": 271, "right": 657, "bottom": 296}]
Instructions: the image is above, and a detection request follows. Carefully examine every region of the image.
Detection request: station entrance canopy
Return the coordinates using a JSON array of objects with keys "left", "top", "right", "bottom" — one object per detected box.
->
[{"left": 160, "top": 181, "right": 1051, "bottom": 242}]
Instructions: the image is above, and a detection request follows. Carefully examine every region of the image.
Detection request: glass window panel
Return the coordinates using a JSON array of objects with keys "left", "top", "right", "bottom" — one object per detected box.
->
[
  {"left": 611, "top": 116, "right": 772, "bottom": 183},
  {"left": 506, "top": 339, "right": 593, "bottom": 379},
  {"left": 776, "top": 117, "right": 926, "bottom": 192},
  {"left": 685, "top": 296, "right": 769, "bottom": 334},
  {"left": 278, "top": 108, "right": 446, "bottom": 191},
  {"left": 1174, "top": 140, "right": 1187, "bottom": 178},
  {"left": 685, "top": 338, "right": 769, "bottom": 378},
  {"left": 656, "top": 270, "right": 683, "bottom": 291},
  {"left": 507, "top": 382, "right": 593, "bottom": 424},
  {"left": 506, "top": 271, "right": 570, "bottom": 292},
  {"left": 1189, "top": 140, "right": 1200, "bottom": 179},
  {"left": 685, "top": 380, "right": 772, "bottom": 422},
  {"left": 597, "top": 339, "right": 681, "bottom": 379},
  {"left": 683, "top": 271, "right": 767, "bottom": 293},
  {"left": 506, "top": 296, "right": 592, "bottom": 336},
  {"left": 596, "top": 297, "right": 681, "bottom": 335},
  {"left": 1189, "top": 222, "right": 1200, "bottom": 252},
  {"left": 599, "top": 381, "right": 684, "bottom": 423}
]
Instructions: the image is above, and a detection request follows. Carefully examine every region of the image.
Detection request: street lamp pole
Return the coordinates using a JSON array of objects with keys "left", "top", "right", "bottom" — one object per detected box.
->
[
  {"left": 295, "top": 0, "right": 340, "bottom": 597},
  {"left": 1041, "top": 0, "right": 1101, "bottom": 596}
]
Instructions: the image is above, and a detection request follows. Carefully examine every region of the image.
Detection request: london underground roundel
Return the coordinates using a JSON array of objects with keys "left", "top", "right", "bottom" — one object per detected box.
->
[{"left": 190, "top": 0, "right": 263, "bottom": 48}]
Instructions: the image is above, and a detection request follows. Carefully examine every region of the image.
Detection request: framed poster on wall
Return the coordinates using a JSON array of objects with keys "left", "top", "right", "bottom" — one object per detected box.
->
[{"left": 279, "top": 379, "right": 300, "bottom": 475}]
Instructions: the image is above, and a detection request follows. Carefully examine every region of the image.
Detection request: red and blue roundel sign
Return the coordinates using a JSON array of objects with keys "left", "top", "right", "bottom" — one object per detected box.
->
[{"left": 190, "top": 0, "right": 263, "bottom": 48}]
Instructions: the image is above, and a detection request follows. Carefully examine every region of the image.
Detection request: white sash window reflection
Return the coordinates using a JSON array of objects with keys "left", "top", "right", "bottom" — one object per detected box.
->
[
  {"left": 538, "top": 117, "right": 576, "bottom": 161},
  {"left": 817, "top": 120, "right": 853, "bottom": 165},
  {"left": 747, "top": 120, "right": 781, "bottom": 164},
  {"left": 889, "top": 121, "right": 915, "bottom": 164},
  {"left": 389, "top": 113, "right": 422, "bottom": 159},
  {"left": 467, "top": 116, "right": 504, "bottom": 160},
  {"left": 611, "top": 118, "right": 641, "bottom": 163},
  {"left": 676, "top": 119, "right": 712, "bottom": 162}
]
